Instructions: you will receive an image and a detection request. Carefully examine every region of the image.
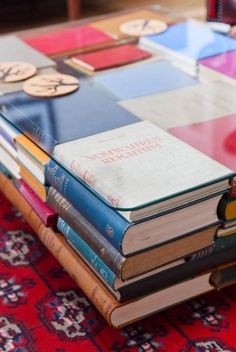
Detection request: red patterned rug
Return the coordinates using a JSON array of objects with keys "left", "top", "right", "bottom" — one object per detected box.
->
[{"left": 1, "top": 192, "right": 236, "bottom": 352}]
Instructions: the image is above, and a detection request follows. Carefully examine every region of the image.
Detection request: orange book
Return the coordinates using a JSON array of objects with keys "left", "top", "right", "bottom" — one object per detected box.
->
[
  {"left": 20, "top": 164, "right": 47, "bottom": 202},
  {"left": 0, "top": 173, "right": 215, "bottom": 328},
  {"left": 15, "top": 134, "right": 50, "bottom": 170}
]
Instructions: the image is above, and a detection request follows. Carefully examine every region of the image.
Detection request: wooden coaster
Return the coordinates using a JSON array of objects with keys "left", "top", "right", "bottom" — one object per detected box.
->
[
  {"left": 0, "top": 61, "right": 37, "bottom": 83},
  {"left": 120, "top": 19, "right": 168, "bottom": 36},
  {"left": 23, "top": 73, "right": 79, "bottom": 98}
]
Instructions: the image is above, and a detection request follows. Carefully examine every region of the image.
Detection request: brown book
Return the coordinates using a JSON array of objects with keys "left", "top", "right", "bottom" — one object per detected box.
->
[
  {"left": 48, "top": 186, "right": 217, "bottom": 281},
  {"left": 0, "top": 173, "right": 214, "bottom": 328},
  {"left": 210, "top": 260, "right": 236, "bottom": 289}
]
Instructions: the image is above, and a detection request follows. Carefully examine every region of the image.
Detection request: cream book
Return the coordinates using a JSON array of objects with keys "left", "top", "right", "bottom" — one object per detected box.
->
[
  {"left": 120, "top": 81, "right": 236, "bottom": 130},
  {"left": 54, "top": 120, "right": 232, "bottom": 218}
]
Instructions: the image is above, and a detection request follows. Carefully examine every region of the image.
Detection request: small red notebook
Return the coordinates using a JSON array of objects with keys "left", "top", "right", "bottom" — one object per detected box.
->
[
  {"left": 24, "top": 25, "right": 114, "bottom": 57},
  {"left": 71, "top": 44, "right": 152, "bottom": 71}
]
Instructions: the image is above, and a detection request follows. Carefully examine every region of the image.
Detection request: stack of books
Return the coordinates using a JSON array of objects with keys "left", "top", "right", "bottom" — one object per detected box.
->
[{"left": 2, "top": 8, "right": 236, "bottom": 328}]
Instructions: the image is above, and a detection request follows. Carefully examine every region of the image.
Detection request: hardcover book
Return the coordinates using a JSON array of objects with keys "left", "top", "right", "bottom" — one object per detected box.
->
[
  {"left": 53, "top": 120, "right": 232, "bottom": 213},
  {"left": 71, "top": 44, "right": 152, "bottom": 72},
  {"left": 20, "top": 164, "right": 48, "bottom": 202},
  {"left": 45, "top": 158, "right": 223, "bottom": 254},
  {"left": 94, "top": 59, "right": 198, "bottom": 100},
  {"left": 14, "top": 134, "right": 223, "bottom": 254},
  {"left": 168, "top": 114, "right": 236, "bottom": 171},
  {"left": 24, "top": 26, "right": 115, "bottom": 57},
  {"left": 199, "top": 51, "right": 236, "bottom": 85},
  {"left": 0, "top": 35, "right": 55, "bottom": 69},
  {"left": 18, "top": 179, "right": 57, "bottom": 227},
  {"left": 0, "top": 146, "right": 20, "bottom": 179},
  {"left": 48, "top": 187, "right": 217, "bottom": 280},
  {"left": 0, "top": 79, "right": 139, "bottom": 155},
  {"left": 140, "top": 19, "right": 236, "bottom": 75},
  {"left": 120, "top": 81, "right": 236, "bottom": 130},
  {"left": 0, "top": 171, "right": 216, "bottom": 328}
]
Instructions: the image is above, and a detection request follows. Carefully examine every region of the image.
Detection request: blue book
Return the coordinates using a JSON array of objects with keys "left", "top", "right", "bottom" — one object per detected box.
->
[
  {"left": 140, "top": 20, "right": 236, "bottom": 74},
  {"left": 93, "top": 59, "right": 197, "bottom": 100},
  {"left": 45, "top": 159, "right": 131, "bottom": 254},
  {"left": 0, "top": 78, "right": 139, "bottom": 155},
  {"left": 57, "top": 217, "right": 117, "bottom": 290},
  {"left": 45, "top": 158, "right": 224, "bottom": 256}
]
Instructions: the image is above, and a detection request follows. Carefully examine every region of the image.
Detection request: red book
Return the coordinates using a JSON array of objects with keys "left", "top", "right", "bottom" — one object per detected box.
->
[
  {"left": 71, "top": 44, "right": 152, "bottom": 71},
  {"left": 18, "top": 179, "right": 57, "bottom": 227},
  {"left": 24, "top": 25, "right": 115, "bottom": 57},
  {"left": 169, "top": 114, "right": 236, "bottom": 172}
]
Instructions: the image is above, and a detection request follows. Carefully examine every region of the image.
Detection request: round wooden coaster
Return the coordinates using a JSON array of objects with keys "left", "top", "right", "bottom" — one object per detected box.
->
[
  {"left": 0, "top": 61, "right": 37, "bottom": 83},
  {"left": 120, "top": 19, "right": 168, "bottom": 36},
  {"left": 23, "top": 73, "right": 79, "bottom": 98}
]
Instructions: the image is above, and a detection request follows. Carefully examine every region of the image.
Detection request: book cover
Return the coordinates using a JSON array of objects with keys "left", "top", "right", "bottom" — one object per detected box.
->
[
  {"left": 91, "top": 10, "right": 174, "bottom": 38},
  {"left": 199, "top": 50, "right": 236, "bottom": 81},
  {"left": 18, "top": 179, "right": 57, "bottom": 227},
  {"left": 0, "top": 35, "right": 55, "bottom": 69},
  {"left": 94, "top": 60, "right": 197, "bottom": 100},
  {"left": 53, "top": 120, "right": 232, "bottom": 210},
  {"left": 120, "top": 81, "right": 236, "bottom": 130},
  {"left": 169, "top": 114, "right": 236, "bottom": 171},
  {"left": 218, "top": 195, "right": 236, "bottom": 221},
  {"left": 20, "top": 163, "right": 48, "bottom": 202},
  {"left": 24, "top": 25, "right": 115, "bottom": 57},
  {"left": 15, "top": 134, "right": 50, "bottom": 184},
  {"left": 0, "top": 79, "right": 139, "bottom": 155},
  {"left": 121, "top": 234, "right": 236, "bottom": 301},
  {"left": 0, "top": 146, "right": 20, "bottom": 179},
  {"left": 140, "top": 19, "right": 236, "bottom": 63},
  {"left": 48, "top": 187, "right": 217, "bottom": 281},
  {"left": 57, "top": 217, "right": 117, "bottom": 289},
  {"left": 0, "top": 173, "right": 215, "bottom": 328},
  {"left": 71, "top": 44, "right": 152, "bottom": 72}
]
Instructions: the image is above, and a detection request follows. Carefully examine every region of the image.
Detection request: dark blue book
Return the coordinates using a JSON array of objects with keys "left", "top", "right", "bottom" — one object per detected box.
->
[{"left": 0, "top": 78, "right": 139, "bottom": 155}]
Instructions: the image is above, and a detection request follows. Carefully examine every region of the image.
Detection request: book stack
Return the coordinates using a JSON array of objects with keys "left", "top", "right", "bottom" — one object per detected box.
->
[{"left": 2, "top": 8, "right": 236, "bottom": 328}]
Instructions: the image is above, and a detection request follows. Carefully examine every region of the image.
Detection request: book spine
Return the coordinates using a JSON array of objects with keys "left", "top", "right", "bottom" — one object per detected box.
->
[
  {"left": 47, "top": 187, "right": 125, "bottom": 276},
  {"left": 0, "top": 105, "right": 56, "bottom": 155},
  {"left": 121, "top": 236, "right": 236, "bottom": 301},
  {"left": 0, "top": 172, "right": 118, "bottom": 327},
  {"left": 45, "top": 159, "right": 130, "bottom": 253},
  {"left": 57, "top": 217, "right": 117, "bottom": 289},
  {"left": 18, "top": 179, "right": 57, "bottom": 227},
  {"left": 217, "top": 196, "right": 228, "bottom": 221}
]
